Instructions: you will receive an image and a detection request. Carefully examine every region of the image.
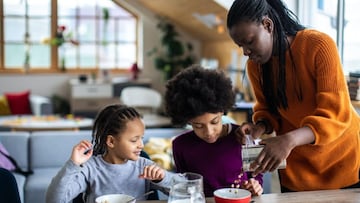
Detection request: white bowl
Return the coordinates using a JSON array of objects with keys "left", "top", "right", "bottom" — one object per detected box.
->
[{"left": 95, "top": 194, "right": 135, "bottom": 203}]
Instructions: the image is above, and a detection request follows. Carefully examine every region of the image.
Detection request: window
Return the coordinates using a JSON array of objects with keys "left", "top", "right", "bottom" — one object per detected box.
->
[
  {"left": 298, "top": 0, "right": 360, "bottom": 74},
  {"left": 0, "top": 0, "right": 138, "bottom": 73}
]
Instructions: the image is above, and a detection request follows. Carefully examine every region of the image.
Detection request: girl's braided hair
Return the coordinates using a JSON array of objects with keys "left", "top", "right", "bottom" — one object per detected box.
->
[{"left": 91, "top": 104, "right": 141, "bottom": 155}]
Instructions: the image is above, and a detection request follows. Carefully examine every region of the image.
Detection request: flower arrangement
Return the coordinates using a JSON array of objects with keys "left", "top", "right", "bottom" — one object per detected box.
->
[
  {"left": 42, "top": 25, "right": 79, "bottom": 46},
  {"left": 41, "top": 25, "right": 79, "bottom": 71}
]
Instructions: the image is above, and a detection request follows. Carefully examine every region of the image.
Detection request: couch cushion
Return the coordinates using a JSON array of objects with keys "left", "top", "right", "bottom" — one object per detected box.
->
[
  {"left": 5, "top": 90, "right": 32, "bottom": 115},
  {"left": 0, "top": 131, "right": 30, "bottom": 170},
  {"left": 25, "top": 168, "right": 61, "bottom": 203},
  {"left": 0, "top": 96, "right": 11, "bottom": 115},
  {"left": 29, "top": 130, "right": 92, "bottom": 169}
]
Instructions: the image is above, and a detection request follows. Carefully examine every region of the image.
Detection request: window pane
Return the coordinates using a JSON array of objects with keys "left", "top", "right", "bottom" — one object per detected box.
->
[
  {"left": 4, "top": 18, "right": 26, "bottom": 41},
  {"left": 118, "top": 43, "right": 136, "bottom": 68},
  {"left": 343, "top": 0, "right": 360, "bottom": 73},
  {"left": 5, "top": 44, "right": 25, "bottom": 67},
  {"left": 99, "top": 44, "right": 116, "bottom": 69},
  {"left": 78, "top": 0, "right": 97, "bottom": 16},
  {"left": 78, "top": 19, "right": 96, "bottom": 42},
  {"left": 31, "top": 45, "right": 51, "bottom": 68},
  {"left": 58, "top": 2, "right": 77, "bottom": 16},
  {"left": 79, "top": 44, "right": 96, "bottom": 67},
  {"left": 27, "top": 0, "right": 51, "bottom": 16},
  {"left": 60, "top": 46, "right": 78, "bottom": 69},
  {"left": 117, "top": 18, "right": 136, "bottom": 42},
  {"left": 4, "top": 0, "right": 25, "bottom": 15},
  {"left": 29, "top": 19, "right": 51, "bottom": 42},
  {"left": 99, "top": 19, "right": 115, "bottom": 44}
]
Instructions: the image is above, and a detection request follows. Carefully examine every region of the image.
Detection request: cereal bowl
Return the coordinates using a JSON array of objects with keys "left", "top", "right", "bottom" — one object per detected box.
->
[
  {"left": 95, "top": 194, "right": 135, "bottom": 203},
  {"left": 213, "top": 188, "right": 251, "bottom": 203}
]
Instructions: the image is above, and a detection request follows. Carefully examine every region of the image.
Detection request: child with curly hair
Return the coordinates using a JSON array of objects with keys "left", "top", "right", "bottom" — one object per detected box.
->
[{"left": 165, "top": 65, "right": 263, "bottom": 197}]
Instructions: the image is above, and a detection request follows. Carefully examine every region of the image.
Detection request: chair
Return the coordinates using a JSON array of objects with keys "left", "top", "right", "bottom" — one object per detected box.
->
[{"left": 120, "top": 87, "right": 172, "bottom": 128}]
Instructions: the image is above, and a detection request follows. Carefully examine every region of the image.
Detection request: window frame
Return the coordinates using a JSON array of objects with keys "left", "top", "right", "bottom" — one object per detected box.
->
[{"left": 0, "top": 0, "right": 138, "bottom": 75}]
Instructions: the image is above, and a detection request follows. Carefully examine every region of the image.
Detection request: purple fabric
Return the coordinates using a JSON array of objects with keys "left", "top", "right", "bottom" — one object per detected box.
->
[
  {"left": 172, "top": 123, "right": 263, "bottom": 197},
  {"left": 0, "top": 142, "right": 16, "bottom": 171}
]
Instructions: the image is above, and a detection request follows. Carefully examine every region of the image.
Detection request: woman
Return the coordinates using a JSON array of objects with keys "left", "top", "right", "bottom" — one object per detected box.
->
[{"left": 227, "top": 0, "right": 360, "bottom": 192}]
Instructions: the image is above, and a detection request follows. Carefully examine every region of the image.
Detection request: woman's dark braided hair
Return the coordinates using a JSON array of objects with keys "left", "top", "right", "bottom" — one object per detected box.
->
[
  {"left": 91, "top": 104, "right": 142, "bottom": 155},
  {"left": 227, "top": 0, "right": 305, "bottom": 114}
]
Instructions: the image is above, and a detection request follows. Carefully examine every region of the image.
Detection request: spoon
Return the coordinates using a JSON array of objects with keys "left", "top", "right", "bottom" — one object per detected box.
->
[{"left": 126, "top": 190, "right": 155, "bottom": 203}]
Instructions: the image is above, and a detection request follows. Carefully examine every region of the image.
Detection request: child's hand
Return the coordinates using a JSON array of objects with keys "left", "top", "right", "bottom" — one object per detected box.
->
[
  {"left": 241, "top": 178, "right": 263, "bottom": 196},
  {"left": 139, "top": 164, "right": 165, "bottom": 182},
  {"left": 71, "top": 140, "right": 93, "bottom": 166}
]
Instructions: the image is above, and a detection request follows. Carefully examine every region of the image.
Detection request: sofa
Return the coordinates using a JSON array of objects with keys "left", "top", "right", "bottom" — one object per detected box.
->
[
  {"left": 0, "top": 94, "right": 54, "bottom": 131},
  {"left": 0, "top": 91, "right": 53, "bottom": 117},
  {"left": 0, "top": 128, "right": 188, "bottom": 203}
]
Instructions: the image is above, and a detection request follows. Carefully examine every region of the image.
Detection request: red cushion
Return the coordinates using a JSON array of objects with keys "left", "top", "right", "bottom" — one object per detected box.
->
[{"left": 4, "top": 90, "right": 32, "bottom": 115}]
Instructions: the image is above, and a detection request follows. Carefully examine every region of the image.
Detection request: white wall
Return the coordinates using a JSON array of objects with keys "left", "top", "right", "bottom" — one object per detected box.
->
[{"left": 0, "top": 0, "right": 201, "bottom": 99}]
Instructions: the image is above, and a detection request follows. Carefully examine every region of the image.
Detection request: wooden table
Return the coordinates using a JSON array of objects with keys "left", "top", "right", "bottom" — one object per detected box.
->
[
  {"left": 137, "top": 188, "right": 360, "bottom": 203},
  {"left": 0, "top": 115, "right": 93, "bottom": 131}
]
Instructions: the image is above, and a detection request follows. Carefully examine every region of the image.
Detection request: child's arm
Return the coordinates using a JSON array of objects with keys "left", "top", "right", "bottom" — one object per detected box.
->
[
  {"left": 46, "top": 141, "right": 91, "bottom": 203},
  {"left": 71, "top": 140, "right": 93, "bottom": 166},
  {"left": 241, "top": 178, "right": 263, "bottom": 196}
]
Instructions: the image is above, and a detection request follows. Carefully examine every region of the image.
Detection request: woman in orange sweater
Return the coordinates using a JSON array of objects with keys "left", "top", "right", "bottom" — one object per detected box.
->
[{"left": 227, "top": 0, "right": 360, "bottom": 192}]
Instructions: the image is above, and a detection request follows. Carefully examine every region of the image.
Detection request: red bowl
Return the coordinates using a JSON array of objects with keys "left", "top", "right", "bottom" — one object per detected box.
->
[{"left": 213, "top": 188, "right": 251, "bottom": 203}]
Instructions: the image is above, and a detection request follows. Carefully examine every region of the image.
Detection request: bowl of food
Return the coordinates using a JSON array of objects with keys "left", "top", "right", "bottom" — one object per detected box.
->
[
  {"left": 213, "top": 188, "right": 251, "bottom": 203},
  {"left": 95, "top": 194, "right": 135, "bottom": 203}
]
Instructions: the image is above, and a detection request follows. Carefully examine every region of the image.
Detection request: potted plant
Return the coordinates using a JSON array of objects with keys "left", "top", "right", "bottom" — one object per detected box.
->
[{"left": 148, "top": 17, "right": 196, "bottom": 80}]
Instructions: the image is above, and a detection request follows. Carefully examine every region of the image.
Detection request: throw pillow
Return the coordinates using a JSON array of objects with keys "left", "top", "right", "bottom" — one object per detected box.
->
[
  {"left": 0, "top": 96, "right": 11, "bottom": 115},
  {"left": 5, "top": 90, "right": 32, "bottom": 115}
]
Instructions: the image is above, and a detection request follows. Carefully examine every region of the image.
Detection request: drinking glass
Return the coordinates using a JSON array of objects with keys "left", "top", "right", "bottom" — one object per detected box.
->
[{"left": 168, "top": 172, "right": 205, "bottom": 203}]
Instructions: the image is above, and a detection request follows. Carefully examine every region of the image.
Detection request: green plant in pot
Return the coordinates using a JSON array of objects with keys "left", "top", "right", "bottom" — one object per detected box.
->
[{"left": 148, "top": 17, "right": 196, "bottom": 80}]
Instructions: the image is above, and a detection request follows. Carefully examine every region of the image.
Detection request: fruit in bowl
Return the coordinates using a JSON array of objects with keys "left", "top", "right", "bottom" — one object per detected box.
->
[
  {"left": 213, "top": 188, "right": 251, "bottom": 203},
  {"left": 95, "top": 194, "right": 135, "bottom": 203}
]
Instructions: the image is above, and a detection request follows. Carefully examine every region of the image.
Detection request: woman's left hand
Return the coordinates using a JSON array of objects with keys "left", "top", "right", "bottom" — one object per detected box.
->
[
  {"left": 251, "top": 126, "right": 315, "bottom": 176},
  {"left": 251, "top": 134, "right": 293, "bottom": 176}
]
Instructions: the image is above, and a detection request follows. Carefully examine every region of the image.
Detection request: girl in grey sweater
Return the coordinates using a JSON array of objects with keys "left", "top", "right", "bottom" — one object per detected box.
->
[{"left": 46, "top": 104, "right": 180, "bottom": 203}]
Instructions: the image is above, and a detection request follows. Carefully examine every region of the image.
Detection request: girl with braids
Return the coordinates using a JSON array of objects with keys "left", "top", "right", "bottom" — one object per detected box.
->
[
  {"left": 165, "top": 65, "right": 263, "bottom": 197},
  {"left": 46, "top": 104, "right": 181, "bottom": 203},
  {"left": 227, "top": 0, "right": 360, "bottom": 192}
]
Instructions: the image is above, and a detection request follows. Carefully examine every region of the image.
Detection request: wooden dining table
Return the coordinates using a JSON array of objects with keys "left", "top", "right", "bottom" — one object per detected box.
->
[{"left": 137, "top": 188, "right": 360, "bottom": 203}]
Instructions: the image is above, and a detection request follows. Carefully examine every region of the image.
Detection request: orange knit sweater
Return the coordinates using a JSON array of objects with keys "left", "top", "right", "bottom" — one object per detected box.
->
[{"left": 247, "top": 29, "right": 360, "bottom": 191}]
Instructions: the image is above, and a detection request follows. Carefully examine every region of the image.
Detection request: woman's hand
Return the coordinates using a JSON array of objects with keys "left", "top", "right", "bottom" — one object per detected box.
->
[
  {"left": 241, "top": 178, "right": 263, "bottom": 196},
  {"left": 139, "top": 164, "right": 165, "bottom": 182},
  {"left": 71, "top": 140, "right": 93, "bottom": 166},
  {"left": 251, "top": 126, "right": 314, "bottom": 176},
  {"left": 250, "top": 135, "right": 293, "bottom": 176}
]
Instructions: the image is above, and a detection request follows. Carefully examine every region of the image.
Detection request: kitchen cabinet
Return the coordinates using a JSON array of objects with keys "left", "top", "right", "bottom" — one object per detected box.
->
[{"left": 69, "top": 78, "right": 151, "bottom": 117}]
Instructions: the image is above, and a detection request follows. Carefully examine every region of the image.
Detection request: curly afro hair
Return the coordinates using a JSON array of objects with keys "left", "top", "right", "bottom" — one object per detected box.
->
[{"left": 165, "top": 64, "right": 235, "bottom": 126}]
